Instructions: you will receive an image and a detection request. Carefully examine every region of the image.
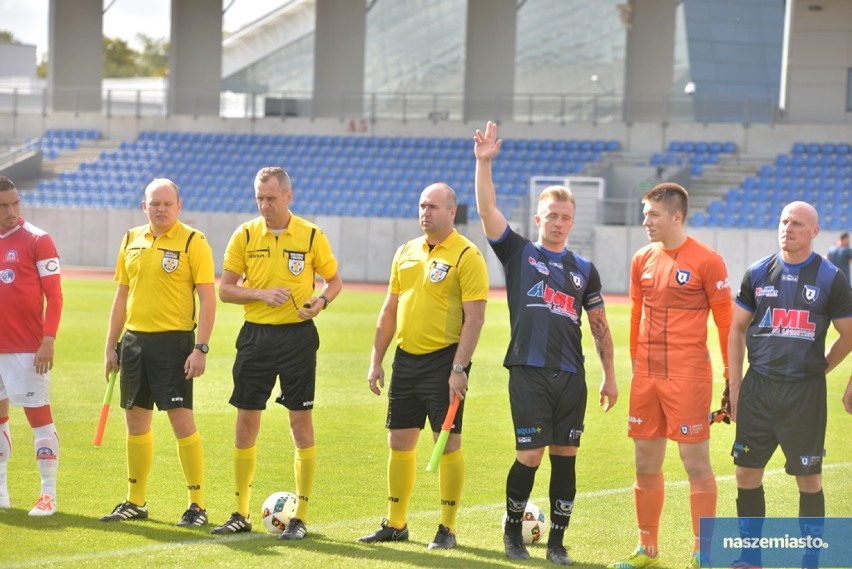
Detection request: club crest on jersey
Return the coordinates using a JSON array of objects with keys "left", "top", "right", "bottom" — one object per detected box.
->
[
  {"left": 430, "top": 261, "right": 450, "bottom": 282},
  {"left": 675, "top": 269, "right": 691, "bottom": 285},
  {"left": 288, "top": 252, "right": 306, "bottom": 275},
  {"left": 161, "top": 251, "right": 179, "bottom": 273},
  {"left": 802, "top": 285, "right": 819, "bottom": 304},
  {"left": 4, "top": 249, "right": 17, "bottom": 263},
  {"left": 0, "top": 269, "right": 15, "bottom": 283},
  {"left": 570, "top": 271, "right": 583, "bottom": 289}
]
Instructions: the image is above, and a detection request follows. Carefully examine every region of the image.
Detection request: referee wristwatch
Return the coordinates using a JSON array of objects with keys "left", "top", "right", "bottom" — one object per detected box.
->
[
  {"left": 194, "top": 343, "right": 209, "bottom": 354},
  {"left": 452, "top": 363, "right": 466, "bottom": 374}
]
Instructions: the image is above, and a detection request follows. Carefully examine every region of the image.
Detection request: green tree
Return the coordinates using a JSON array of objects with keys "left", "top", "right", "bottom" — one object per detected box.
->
[
  {"left": 37, "top": 53, "right": 48, "bottom": 78},
  {"left": 136, "top": 33, "right": 169, "bottom": 77},
  {"left": 103, "top": 36, "right": 138, "bottom": 78},
  {"left": 0, "top": 30, "right": 18, "bottom": 43}
]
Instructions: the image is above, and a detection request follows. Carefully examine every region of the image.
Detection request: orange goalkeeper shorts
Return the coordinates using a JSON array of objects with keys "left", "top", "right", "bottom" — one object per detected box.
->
[{"left": 627, "top": 374, "right": 712, "bottom": 442}]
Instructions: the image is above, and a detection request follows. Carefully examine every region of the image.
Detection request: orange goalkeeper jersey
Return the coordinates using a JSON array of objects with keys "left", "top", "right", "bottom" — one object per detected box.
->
[{"left": 630, "top": 237, "right": 731, "bottom": 380}]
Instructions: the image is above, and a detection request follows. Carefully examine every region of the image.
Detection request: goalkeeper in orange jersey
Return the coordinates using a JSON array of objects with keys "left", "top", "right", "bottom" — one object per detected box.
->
[{"left": 609, "top": 183, "right": 732, "bottom": 569}]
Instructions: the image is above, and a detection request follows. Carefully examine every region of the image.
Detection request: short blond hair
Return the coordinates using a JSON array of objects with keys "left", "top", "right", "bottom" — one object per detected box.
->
[{"left": 537, "top": 185, "right": 575, "bottom": 214}]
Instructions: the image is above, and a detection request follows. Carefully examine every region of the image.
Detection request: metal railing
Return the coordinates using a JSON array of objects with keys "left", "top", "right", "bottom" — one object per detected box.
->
[{"left": 0, "top": 85, "right": 801, "bottom": 126}]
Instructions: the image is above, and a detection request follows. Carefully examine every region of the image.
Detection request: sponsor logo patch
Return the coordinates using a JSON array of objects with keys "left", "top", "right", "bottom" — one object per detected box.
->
[{"left": 528, "top": 256, "right": 550, "bottom": 276}]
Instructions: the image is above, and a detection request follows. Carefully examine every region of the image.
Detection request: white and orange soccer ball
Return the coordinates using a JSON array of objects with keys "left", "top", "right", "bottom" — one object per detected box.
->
[
  {"left": 261, "top": 491, "right": 298, "bottom": 534},
  {"left": 502, "top": 501, "right": 546, "bottom": 545}
]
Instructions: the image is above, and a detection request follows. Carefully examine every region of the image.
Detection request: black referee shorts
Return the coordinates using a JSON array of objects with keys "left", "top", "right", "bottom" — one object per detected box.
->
[
  {"left": 119, "top": 330, "right": 195, "bottom": 411},
  {"left": 509, "top": 365, "right": 587, "bottom": 450},
  {"left": 386, "top": 344, "right": 466, "bottom": 433},
  {"left": 732, "top": 368, "right": 827, "bottom": 476},
  {"left": 230, "top": 320, "right": 319, "bottom": 411}
]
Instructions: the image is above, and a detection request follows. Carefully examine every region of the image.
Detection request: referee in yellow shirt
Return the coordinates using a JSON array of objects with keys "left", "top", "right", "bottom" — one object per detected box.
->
[
  {"left": 210, "top": 167, "right": 342, "bottom": 540},
  {"left": 101, "top": 178, "right": 216, "bottom": 527},
  {"left": 358, "top": 183, "right": 488, "bottom": 550}
]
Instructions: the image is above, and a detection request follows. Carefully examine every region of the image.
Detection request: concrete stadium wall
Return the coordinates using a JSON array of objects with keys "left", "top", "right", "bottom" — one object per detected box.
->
[{"left": 20, "top": 204, "right": 842, "bottom": 296}]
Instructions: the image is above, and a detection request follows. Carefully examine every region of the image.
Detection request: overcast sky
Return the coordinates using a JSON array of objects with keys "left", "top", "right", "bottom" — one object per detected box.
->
[{"left": 0, "top": 0, "right": 286, "bottom": 58}]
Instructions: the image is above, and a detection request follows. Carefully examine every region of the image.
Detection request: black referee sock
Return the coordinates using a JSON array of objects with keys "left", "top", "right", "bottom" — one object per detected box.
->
[
  {"left": 547, "top": 454, "right": 577, "bottom": 548},
  {"left": 505, "top": 460, "right": 538, "bottom": 534},
  {"left": 799, "top": 489, "right": 825, "bottom": 517},
  {"left": 736, "top": 485, "right": 765, "bottom": 517},
  {"left": 736, "top": 486, "right": 765, "bottom": 567}
]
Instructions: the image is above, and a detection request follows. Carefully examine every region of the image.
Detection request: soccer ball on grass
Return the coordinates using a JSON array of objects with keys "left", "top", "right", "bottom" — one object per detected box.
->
[
  {"left": 261, "top": 491, "right": 298, "bottom": 533},
  {"left": 502, "top": 501, "right": 546, "bottom": 545}
]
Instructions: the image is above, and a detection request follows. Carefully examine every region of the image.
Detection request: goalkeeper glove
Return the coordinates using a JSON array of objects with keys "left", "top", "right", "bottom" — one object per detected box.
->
[{"left": 709, "top": 379, "right": 731, "bottom": 425}]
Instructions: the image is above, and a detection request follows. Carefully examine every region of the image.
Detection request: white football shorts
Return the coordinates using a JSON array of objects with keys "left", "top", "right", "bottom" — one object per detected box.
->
[{"left": 0, "top": 353, "right": 51, "bottom": 407}]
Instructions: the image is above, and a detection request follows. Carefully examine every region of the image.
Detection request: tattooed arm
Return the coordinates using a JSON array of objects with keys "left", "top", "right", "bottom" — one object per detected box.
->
[{"left": 588, "top": 306, "right": 618, "bottom": 411}]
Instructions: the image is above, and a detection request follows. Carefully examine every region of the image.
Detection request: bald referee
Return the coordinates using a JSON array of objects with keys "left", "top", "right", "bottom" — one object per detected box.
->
[
  {"left": 358, "top": 183, "right": 488, "bottom": 551},
  {"left": 210, "top": 167, "right": 341, "bottom": 540},
  {"left": 101, "top": 178, "right": 215, "bottom": 527}
]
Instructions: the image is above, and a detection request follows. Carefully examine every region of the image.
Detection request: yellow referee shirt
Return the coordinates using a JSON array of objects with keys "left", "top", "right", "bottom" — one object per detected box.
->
[
  {"left": 115, "top": 220, "right": 215, "bottom": 333},
  {"left": 223, "top": 214, "right": 338, "bottom": 325},
  {"left": 391, "top": 229, "right": 489, "bottom": 355}
]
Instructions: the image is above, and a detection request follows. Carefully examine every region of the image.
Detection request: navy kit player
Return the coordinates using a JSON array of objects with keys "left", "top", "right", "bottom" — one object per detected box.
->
[
  {"left": 474, "top": 121, "right": 618, "bottom": 565},
  {"left": 728, "top": 201, "right": 852, "bottom": 567}
]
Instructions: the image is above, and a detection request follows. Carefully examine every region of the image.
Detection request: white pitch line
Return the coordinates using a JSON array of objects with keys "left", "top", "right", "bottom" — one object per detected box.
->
[{"left": 3, "top": 462, "right": 850, "bottom": 568}]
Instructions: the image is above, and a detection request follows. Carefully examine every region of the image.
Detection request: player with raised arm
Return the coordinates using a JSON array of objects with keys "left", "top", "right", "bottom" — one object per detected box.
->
[{"left": 474, "top": 122, "right": 618, "bottom": 566}]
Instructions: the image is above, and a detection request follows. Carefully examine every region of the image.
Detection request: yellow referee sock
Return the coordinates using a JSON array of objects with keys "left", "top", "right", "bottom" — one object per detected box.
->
[
  {"left": 439, "top": 449, "right": 464, "bottom": 533},
  {"left": 387, "top": 448, "right": 416, "bottom": 529},
  {"left": 234, "top": 446, "right": 257, "bottom": 518},
  {"left": 294, "top": 446, "right": 317, "bottom": 522},
  {"left": 176, "top": 431, "right": 205, "bottom": 508},
  {"left": 126, "top": 431, "right": 153, "bottom": 506}
]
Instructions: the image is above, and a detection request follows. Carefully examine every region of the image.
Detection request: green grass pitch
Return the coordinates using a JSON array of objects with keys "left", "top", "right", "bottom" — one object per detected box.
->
[{"left": 1, "top": 278, "right": 850, "bottom": 568}]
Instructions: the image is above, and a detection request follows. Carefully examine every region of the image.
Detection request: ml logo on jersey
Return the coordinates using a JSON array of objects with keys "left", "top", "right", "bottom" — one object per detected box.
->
[
  {"left": 4, "top": 249, "right": 17, "bottom": 263},
  {"left": 528, "top": 256, "right": 549, "bottom": 275},
  {"left": 289, "top": 252, "right": 306, "bottom": 276},
  {"left": 527, "top": 281, "right": 578, "bottom": 319},
  {"left": 758, "top": 307, "right": 816, "bottom": 338},
  {"left": 675, "top": 269, "right": 691, "bottom": 285},
  {"left": 161, "top": 250, "right": 179, "bottom": 273},
  {"left": 0, "top": 269, "right": 15, "bottom": 284},
  {"left": 429, "top": 261, "right": 450, "bottom": 282},
  {"left": 802, "top": 285, "right": 820, "bottom": 304},
  {"left": 570, "top": 271, "right": 584, "bottom": 289}
]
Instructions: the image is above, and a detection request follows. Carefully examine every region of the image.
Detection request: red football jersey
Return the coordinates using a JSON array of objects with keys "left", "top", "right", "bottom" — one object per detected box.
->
[{"left": 0, "top": 218, "right": 63, "bottom": 353}]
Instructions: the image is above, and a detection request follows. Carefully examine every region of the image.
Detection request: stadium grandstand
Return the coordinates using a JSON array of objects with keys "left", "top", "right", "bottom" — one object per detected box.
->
[{"left": 1, "top": 0, "right": 851, "bottom": 292}]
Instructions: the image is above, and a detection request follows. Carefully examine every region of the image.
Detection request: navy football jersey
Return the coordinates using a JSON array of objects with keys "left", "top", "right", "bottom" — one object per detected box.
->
[
  {"left": 490, "top": 226, "right": 604, "bottom": 373},
  {"left": 735, "top": 252, "right": 852, "bottom": 381}
]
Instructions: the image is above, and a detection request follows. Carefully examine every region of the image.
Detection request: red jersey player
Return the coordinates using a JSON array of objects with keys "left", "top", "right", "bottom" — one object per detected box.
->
[{"left": 0, "top": 175, "right": 63, "bottom": 516}]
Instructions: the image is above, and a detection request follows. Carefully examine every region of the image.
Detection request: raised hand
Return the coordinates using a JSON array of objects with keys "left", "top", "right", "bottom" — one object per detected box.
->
[{"left": 473, "top": 121, "right": 503, "bottom": 161}]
